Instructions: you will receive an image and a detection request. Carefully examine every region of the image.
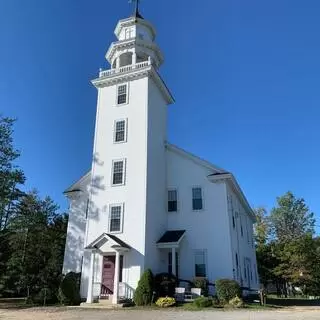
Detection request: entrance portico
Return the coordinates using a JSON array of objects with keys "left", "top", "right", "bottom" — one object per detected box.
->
[
  {"left": 156, "top": 230, "right": 186, "bottom": 277},
  {"left": 85, "top": 233, "right": 130, "bottom": 305}
]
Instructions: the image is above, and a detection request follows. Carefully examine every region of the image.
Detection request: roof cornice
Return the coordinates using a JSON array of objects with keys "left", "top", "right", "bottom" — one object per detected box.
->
[
  {"left": 114, "top": 17, "right": 156, "bottom": 40},
  {"left": 208, "top": 173, "right": 256, "bottom": 221},
  {"left": 92, "top": 65, "right": 174, "bottom": 105}
]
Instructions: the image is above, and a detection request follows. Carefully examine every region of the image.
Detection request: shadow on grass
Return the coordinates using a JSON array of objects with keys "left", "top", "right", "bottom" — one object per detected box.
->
[{"left": 267, "top": 298, "right": 320, "bottom": 307}]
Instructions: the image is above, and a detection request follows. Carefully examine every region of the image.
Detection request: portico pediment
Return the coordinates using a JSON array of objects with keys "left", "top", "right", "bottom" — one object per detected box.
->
[{"left": 85, "top": 233, "right": 130, "bottom": 253}]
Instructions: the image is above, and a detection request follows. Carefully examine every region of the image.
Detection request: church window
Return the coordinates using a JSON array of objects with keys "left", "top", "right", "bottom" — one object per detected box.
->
[
  {"left": 192, "top": 187, "right": 203, "bottom": 210},
  {"left": 112, "top": 159, "right": 126, "bottom": 185},
  {"left": 109, "top": 204, "right": 123, "bottom": 233},
  {"left": 168, "top": 189, "right": 178, "bottom": 212},
  {"left": 114, "top": 119, "right": 127, "bottom": 143},
  {"left": 117, "top": 84, "right": 128, "bottom": 105}
]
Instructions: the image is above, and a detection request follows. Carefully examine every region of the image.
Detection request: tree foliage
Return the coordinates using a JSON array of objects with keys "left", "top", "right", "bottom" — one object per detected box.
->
[
  {"left": 133, "top": 269, "right": 154, "bottom": 306},
  {"left": 255, "top": 192, "right": 319, "bottom": 296},
  {"left": 270, "top": 192, "right": 315, "bottom": 242},
  {"left": 0, "top": 116, "right": 67, "bottom": 302}
]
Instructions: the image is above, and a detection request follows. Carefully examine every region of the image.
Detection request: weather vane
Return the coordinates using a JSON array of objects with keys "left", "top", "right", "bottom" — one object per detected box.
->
[{"left": 129, "top": 0, "right": 141, "bottom": 16}]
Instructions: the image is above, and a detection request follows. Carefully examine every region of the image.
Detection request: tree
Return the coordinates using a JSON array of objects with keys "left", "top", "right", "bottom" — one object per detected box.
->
[
  {"left": 133, "top": 269, "right": 154, "bottom": 306},
  {"left": 270, "top": 192, "right": 315, "bottom": 243},
  {"left": 254, "top": 207, "right": 270, "bottom": 246},
  {"left": 1, "top": 191, "right": 67, "bottom": 300},
  {"left": 0, "top": 116, "right": 25, "bottom": 230}
]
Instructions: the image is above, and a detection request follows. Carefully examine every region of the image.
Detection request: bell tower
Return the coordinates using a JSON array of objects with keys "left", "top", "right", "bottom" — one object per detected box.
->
[{"left": 86, "top": 5, "right": 174, "bottom": 291}]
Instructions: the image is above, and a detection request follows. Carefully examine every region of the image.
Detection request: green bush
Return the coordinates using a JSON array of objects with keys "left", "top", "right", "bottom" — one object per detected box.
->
[
  {"left": 192, "top": 277, "right": 208, "bottom": 297},
  {"left": 227, "top": 296, "right": 244, "bottom": 308},
  {"left": 155, "top": 297, "right": 176, "bottom": 307},
  {"left": 154, "top": 273, "right": 177, "bottom": 298},
  {"left": 193, "top": 296, "right": 212, "bottom": 308},
  {"left": 215, "top": 279, "right": 241, "bottom": 304},
  {"left": 58, "top": 272, "right": 81, "bottom": 306},
  {"left": 211, "top": 296, "right": 220, "bottom": 307},
  {"left": 133, "top": 269, "right": 154, "bottom": 306}
]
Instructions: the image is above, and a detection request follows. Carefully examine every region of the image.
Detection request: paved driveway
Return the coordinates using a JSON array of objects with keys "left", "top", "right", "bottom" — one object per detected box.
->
[{"left": 0, "top": 307, "right": 320, "bottom": 320}]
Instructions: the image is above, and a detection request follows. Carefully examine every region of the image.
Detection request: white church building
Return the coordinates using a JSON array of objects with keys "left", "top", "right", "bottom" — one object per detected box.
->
[{"left": 62, "top": 6, "right": 259, "bottom": 305}]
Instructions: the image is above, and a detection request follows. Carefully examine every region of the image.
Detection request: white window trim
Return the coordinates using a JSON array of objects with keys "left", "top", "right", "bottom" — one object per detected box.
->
[
  {"left": 167, "top": 187, "right": 178, "bottom": 213},
  {"left": 113, "top": 118, "right": 128, "bottom": 144},
  {"left": 116, "top": 83, "right": 129, "bottom": 106},
  {"left": 108, "top": 203, "right": 124, "bottom": 234},
  {"left": 111, "top": 158, "right": 126, "bottom": 186},
  {"left": 191, "top": 186, "right": 204, "bottom": 211},
  {"left": 194, "top": 249, "right": 207, "bottom": 278}
]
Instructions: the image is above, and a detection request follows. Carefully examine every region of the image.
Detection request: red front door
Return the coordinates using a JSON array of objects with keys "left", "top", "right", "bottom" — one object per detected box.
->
[{"left": 102, "top": 256, "right": 115, "bottom": 294}]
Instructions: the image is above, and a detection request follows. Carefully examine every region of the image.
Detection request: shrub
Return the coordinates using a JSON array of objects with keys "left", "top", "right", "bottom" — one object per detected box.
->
[
  {"left": 211, "top": 296, "right": 220, "bottom": 307},
  {"left": 133, "top": 269, "right": 154, "bottom": 306},
  {"left": 193, "top": 296, "right": 212, "bottom": 308},
  {"left": 154, "top": 273, "right": 177, "bottom": 298},
  {"left": 155, "top": 297, "right": 176, "bottom": 307},
  {"left": 58, "top": 272, "right": 81, "bottom": 306},
  {"left": 228, "top": 296, "right": 244, "bottom": 308},
  {"left": 192, "top": 277, "right": 208, "bottom": 297},
  {"left": 215, "top": 279, "right": 241, "bottom": 304}
]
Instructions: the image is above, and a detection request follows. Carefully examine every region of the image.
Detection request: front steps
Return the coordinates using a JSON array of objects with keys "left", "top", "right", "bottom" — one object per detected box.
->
[{"left": 79, "top": 296, "right": 124, "bottom": 309}]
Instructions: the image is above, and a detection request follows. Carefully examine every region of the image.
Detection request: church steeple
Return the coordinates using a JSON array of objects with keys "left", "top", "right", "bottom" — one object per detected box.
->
[{"left": 103, "top": 6, "right": 163, "bottom": 71}]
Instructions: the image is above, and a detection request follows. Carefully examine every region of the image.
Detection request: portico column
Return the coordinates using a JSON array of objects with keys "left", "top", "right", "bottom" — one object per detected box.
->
[
  {"left": 171, "top": 247, "right": 176, "bottom": 276},
  {"left": 112, "top": 251, "right": 120, "bottom": 304},
  {"left": 86, "top": 250, "right": 95, "bottom": 303}
]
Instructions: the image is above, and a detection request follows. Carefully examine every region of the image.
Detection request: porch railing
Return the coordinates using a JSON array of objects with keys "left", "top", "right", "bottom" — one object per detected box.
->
[{"left": 99, "top": 60, "right": 151, "bottom": 78}]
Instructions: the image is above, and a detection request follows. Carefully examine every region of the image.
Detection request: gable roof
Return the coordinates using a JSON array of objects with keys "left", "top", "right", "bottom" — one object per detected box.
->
[
  {"left": 166, "top": 142, "right": 227, "bottom": 173},
  {"left": 63, "top": 170, "right": 91, "bottom": 194},
  {"left": 85, "top": 233, "right": 131, "bottom": 250}
]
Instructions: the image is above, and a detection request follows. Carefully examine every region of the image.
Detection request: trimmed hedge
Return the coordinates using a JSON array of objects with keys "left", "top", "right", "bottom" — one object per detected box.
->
[
  {"left": 58, "top": 272, "right": 81, "bottom": 306},
  {"left": 133, "top": 269, "right": 154, "bottom": 306},
  {"left": 215, "top": 279, "right": 241, "bottom": 304}
]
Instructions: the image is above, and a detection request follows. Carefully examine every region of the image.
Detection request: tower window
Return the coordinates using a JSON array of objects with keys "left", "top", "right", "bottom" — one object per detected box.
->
[
  {"left": 168, "top": 189, "right": 178, "bottom": 212},
  {"left": 192, "top": 187, "right": 203, "bottom": 210},
  {"left": 117, "top": 84, "right": 128, "bottom": 105},
  {"left": 114, "top": 119, "right": 127, "bottom": 143},
  {"left": 109, "top": 204, "right": 123, "bottom": 233},
  {"left": 112, "top": 159, "right": 126, "bottom": 186},
  {"left": 125, "top": 27, "right": 134, "bottom": 39}
]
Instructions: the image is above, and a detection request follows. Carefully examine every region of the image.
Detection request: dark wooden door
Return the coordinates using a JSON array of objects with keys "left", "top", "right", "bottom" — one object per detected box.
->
[{"left": 102, "top": 256, "right": 115, "bottom": 294}]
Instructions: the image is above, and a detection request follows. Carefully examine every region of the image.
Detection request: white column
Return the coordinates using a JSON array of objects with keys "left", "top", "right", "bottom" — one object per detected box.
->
[
  {"left": 112, "top": 251, "right": 120, "bottom": 304},
  {"left": 132, "top": 51, "right": 137, "bottom": 66},
  {"left": 86, "top": 250, "right": 95, "bottom": 303},
  {"left": 116, "top": 56, "right": 120, "bottom": 69},
  {"left": 171, "top": 247, "right": 176, "bottom": 276}
]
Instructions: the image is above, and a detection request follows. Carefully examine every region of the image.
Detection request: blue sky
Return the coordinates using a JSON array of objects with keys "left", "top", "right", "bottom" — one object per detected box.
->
[{"left": 1, "top": 0, "right": 320, "bottom": 230}]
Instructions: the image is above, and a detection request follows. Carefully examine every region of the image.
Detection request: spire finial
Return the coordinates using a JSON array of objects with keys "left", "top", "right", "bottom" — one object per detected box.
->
[{"left": 129, "top": 0, "right": 143, "bottom": 19}]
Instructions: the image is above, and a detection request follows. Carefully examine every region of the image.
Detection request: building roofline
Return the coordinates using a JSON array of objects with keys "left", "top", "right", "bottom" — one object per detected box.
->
[
  {"left": 208, "top": 173, "right": 256, "bottom": 221},
  {"left": 166, "top": 142, "right": 227, "bottom": 173},
  {"left": 63, "top": 170, "right": 91, "bottom": 194}
]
